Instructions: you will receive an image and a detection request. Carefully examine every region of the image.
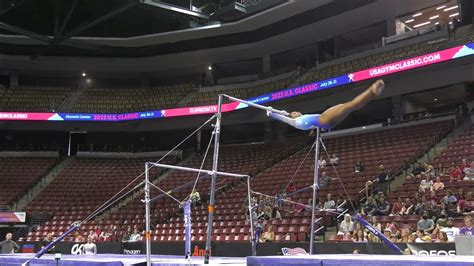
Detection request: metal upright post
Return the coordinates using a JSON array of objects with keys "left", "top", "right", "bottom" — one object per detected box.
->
[
  {"left": 144, "top": 162, "right": 152, "bottom": 266},
  {"left": 309, "top": 127, "right": 321, "bottom": 255},
  {"left": 204, "top": 94, "right": 223, "bottom": 264},
  {"left": 247, "top": 177, "right": 256, "bottom": 256}
]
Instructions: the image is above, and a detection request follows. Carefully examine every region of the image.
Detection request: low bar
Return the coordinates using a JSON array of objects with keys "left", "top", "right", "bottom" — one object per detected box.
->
[
  {"left": 149, "top": 162, "right": 249, "bottom": 178},
  {"left": 222, "top": 94, "right": 289, "bottom": 116}
]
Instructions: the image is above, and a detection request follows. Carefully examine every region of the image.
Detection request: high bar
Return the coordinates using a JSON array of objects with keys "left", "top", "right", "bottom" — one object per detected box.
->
[
  {"left": 222, "top": 94, "right": 289, "bottom": 116},
  {"left": 148, "top": 162, "right": 249, "bottom": 178}
]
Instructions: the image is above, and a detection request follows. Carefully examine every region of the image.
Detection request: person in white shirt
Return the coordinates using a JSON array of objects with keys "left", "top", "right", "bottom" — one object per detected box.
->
[
  {"left": 83, "top": 237, "right": 97, "bottom": 255},
  {"left": 330, "top": 154, "right": 339, "bottom": 165},
  {"left": 129, "top": 228, "right": 142, "bottom": 242},
  {"left": 338, "top": 214, "right": 354, "bottom": 235},
  {"left": 439, "top": 218, "right": 460, "bottom": 242},
  {"left": 418, "top": 175, "right": 433, "bottom": 193},
  {"left": 323, "top": 194, "right": 336, "bottom": 210}
]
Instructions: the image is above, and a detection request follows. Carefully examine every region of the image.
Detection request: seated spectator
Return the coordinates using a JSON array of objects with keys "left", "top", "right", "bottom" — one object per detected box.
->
[
  {"left": 432, "top": 176, "right": 444, "bottom": 191},
  {"left": 436, "top": 163, "right": 446, "bottom": 176},
  {"left": 457, "top": 188, "right": 466, "bottom": 201},
  {"left": 41, "top": 233, "right": 54, "bottom": 250},
  {"left": 397, "top": 228, "right": 411, "bottom": 243},
  {"left": 330, "top": 154, "right": 339, "bottom": 165},
  {"left": 400, "top": 198, "right": 414, "bottom": 215},
  {"left": 338, "top": 214, "right": 354, "bottom": 235},
  {"left": 383, "top": 228, "right": 395, "bottom": 242},
  {"left": 352, "top": 229, "right": 368, "bottom": 242},
  {"left": 129, "top": 228, "right": 142, "bottom": 242},
  {"left": 428, "top": 190, "right": 438, "bottom": 206},
  {"left": 460, "top": 158, "right": 469, "bottom": 173},
  {"left": 375, "top": 196, "right": 390, "bottom": 216},
  {"left": 417, "top": 212, "right": 435, "bottom": 234},
  {"left": 318, "top": 159, "right": 327, "bottom": 169},
  {"left": 439, "top": 217, "right": 460, "bottom": 241},
  {"left": 260, "top": 225, "right": 275, "bottom": 242},
  {"left": 457, "top": 192, "right": 474, "bottom": 214},
  {"left": 436, "top": 211, "right": 449, "bottom": 228},
  {"left": 448, "top": 164, "right": 463, "bottom": 182},
  {"left": 354, "top": 160, "right": 364, "bottom": 173},
  {"left": 190, "top": 190, "right": 201, "bottom": 205},
  {"left": 294, "top": 199, "right": 306, "bottom": 213},
  {"left": 414, "top": 230, "right": 424, "bottom": 243},
  {"left": 436, "top": 231, "right": 449, "bottom": 243},
  {"left": 419, "top": 175, "right": 433, "bottom": 193},
  {"left": 323, "top": 194, "right": 336, "bottom": 210},
  {"left": 459, "top": 215, "right": 474, "bottom": 236},
  {"left": 414, "top": 195, "right": 428, "bottom": 215},
  {"left": 407, "top": 162, "right": 423, "bottom": 180},
  {"left": 121, "top": 227, "right": 132, "bottom": 242},
  {"left": 362, "top": 196, "right": 377, "bottom": 216},
  {"left": 271, "top": 206, "right": 282, "bottom": 220},
  {"left": 74, "top": 232, "right": 85, "bottom": 243},
  {"left": 318, "top": 171, "right": 336, "bottom": 188},
  {"left": 422, "top": 163, "right": 435, "bottom": 178},
  {"left": 370, "top": 216, "right": 382, "bottom": 232},
  {"left": 285, "top": 182, "right": 297, "bottom": 194},
  {"left": 391, "top": 197, "right": 403, "bottom": 216},
  {"left": 441, "top": 190, "right": 458, "bottom": 207},
  {"left": 463, "top": 161, "right": 474, "bottom": 181}
]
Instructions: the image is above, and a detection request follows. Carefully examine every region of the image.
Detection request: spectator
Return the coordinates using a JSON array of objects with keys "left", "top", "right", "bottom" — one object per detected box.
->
[
  {"left": 414, "top": 229, "right": 425, "bottom": 243},
  {"left": 377, "top": 165, "right": 390, "bottom": 195},
  {"left": 422, "top": 163, "right": 435, "bottom": 178},
  {"left": 391, "top": 197, "right": 404, "bottom": 215},
  {"left": 414, "top": 195, "right": 428, "bottom": 215},
  {"left": 397, "top": 228, "right": 411, "bottom": 243},
  {"left": 457, "top": 188, "right": 466, "bottom": 201},
  {"left": 318, "top": 171, "right": 336, "bottom": 188},
  {"left": 375, "top": 196, "right": 390, "bottom": 216},
  {"left": 400, "top": 198, "right": 414, "bottom": 215},
  {"left": 432, "top": 176, "right": 444, "bottom": 191},
  {"left": 441, "top": 190, "right": 458, "bottom": 207},
  {"left": 330, "top": 154, "right": 339, "bottom": 165},
  {"left": 294, "top": 199, "right": 306, "bottom": 213},
  {"left": 338, "top": 214, "right": 355, "bottom": 235},
  {"left": 285, "top": 182, "right": 297, "bottom": 194},
  {"left": 407, "top": 162, "right": 423, "bottom": 180},
  {"left": 74, "top": 232, "right": 85, "bottom": 243},
  {"left": 94, "top": 226, "right": 102, "bottom": 237},
  {"left": 318, "top": 159, "right": 327, "bottom": 169},
  {"left": 260, "top": 225, "right": 275, "bottom": 242},
  {"left": 459, "top": 215, "right": 474, "bottom": 236},
  {"left": 403, "top": 248, "right": 413, "bottom": 255},
  {"left": 457, "top": 192, "right": 473, "bottom": 214},
  {"left": 448, "top": 164, "right": 463, "bottom": 182},
  {"left": 41, "top": 233, "right": 54, "bottom": 249},
  {"left": 323, "top": 194, "right": 336, "bottom": 210},
  {"left": 129, "top": 228, "right": 142, "bottom": 242},
  {"left": 88, "top": 230, "right": 98, "bottom": 242},
  {"left": 271, "top": 206, "right": 282, "bottom": 220},
  {"left": 121, "top": 227, "right": 132, "bottom": 242},
  {"left": 439, "top": 217, "right": 460, "bottom": 241},
  {"left": 383, "top": 228, "right": 394, "bottom": 242},
  {"left": 190, "top": 190, "right": 201, "bottom": 205},
  {"left": 419, "top": 175, "right": 433, "bottom": 193},
  {"left": 354, "top": 160, "right": 364, "bottom": 173},
  {"left": 0, "top": 233, "right": 19, "bottom": 254},
  {"left": 417, "top": 212, "right": 435, "bottom": 234},
  {"left": 460, "top": 159, "right": 469, "bottom": 173},
  {"left": 436, "top": 211, "right": 449, "bottom": 228},
  {"left": 436, "top": 163, "right": 446, "bottom": 176},
  {"left": 352, "top": 229, "right": 367, "bottom": 242},
  {"left": 463, "top": 161, "right": 474, "bottom": 181},
  {"left": 364, "top": 180, "right": 375, "bottom": 200},
  {"left": 362, "top": 196, "right": 377, "bottom": 216},
  {"left": 370, "top": 216, "right": 382, "bottom": 232},
  {"left": 83, "top": 237, "right": 97, "bottom": 255},
  {"left": 436, "top": 231, "right": 449, "bottom": 243}
]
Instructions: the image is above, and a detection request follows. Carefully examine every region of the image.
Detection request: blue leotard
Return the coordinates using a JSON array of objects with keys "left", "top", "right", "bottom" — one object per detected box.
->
[{"left": 268, "top": 112, "right": 333, "bottom": 130}]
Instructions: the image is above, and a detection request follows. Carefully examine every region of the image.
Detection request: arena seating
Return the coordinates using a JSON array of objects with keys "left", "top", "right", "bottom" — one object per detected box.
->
[
  {"left": 0, "top": 86, "right": 71, "bottom": 112},
  {"left": 71, "top": 84, "right": 193, "bottom": 113},
  {"left": 0, "top": 157, "right": 57, "bottom": 208},
  {"left": 24, "top": 156, "right": 179, "bottom": 241}
]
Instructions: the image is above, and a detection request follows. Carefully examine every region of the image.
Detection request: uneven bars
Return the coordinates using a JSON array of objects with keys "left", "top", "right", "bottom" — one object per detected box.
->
[
  {"left": 148, "top": 162, "right": 249, "bottom": 178},
  {"left": 222, "top": 94, "right": 289, "bottom": 116}
]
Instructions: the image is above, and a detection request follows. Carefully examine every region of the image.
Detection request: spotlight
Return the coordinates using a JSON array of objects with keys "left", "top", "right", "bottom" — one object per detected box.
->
[
  {"left": 434, "top": 98, "right": 438, "bottom": 101},
  {"left": 208, "top": 66, "right": 212, "bottom": 70},
  {"left": 82, "top": 73, "right": 86, "bottom": 77}
]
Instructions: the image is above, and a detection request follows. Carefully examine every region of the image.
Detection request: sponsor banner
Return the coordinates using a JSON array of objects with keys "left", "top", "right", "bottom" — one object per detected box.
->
[
  {"left": 1, "top": 43, "right": 473, "bottom": 122},
  {"left": 0, "top": 212, "right": 26, "bottom": 223},
  {"left": 17, "top": 242, "right": 457, "bottom": 257}
]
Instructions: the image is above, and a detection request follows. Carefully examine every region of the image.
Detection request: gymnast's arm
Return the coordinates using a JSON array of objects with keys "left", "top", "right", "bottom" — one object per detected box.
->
[{"left": 267, "top": 111, "right": 297, "bottom": 127}]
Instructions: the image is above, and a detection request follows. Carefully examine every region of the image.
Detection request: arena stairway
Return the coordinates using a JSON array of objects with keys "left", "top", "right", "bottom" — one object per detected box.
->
[{"left": 11, "top": 156, "right": 74, "bottom": 211}]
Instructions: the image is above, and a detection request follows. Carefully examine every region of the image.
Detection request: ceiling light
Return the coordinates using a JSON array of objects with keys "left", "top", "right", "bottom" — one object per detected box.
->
[
  {"left": 444, "top": 5, "right": 458, "bottom": 11},
  {"left": 429, "top": 15, "right": 439, "bottom": 20},
  {"left": 449, "top": 13, "right": 459, "bottom": 17},
  {"left": 412, "top": 12, "right": 422, "bottom": 17},
  {"left": 435, "top": 22, "right": 440, "bottom": 25},
  {"left": 434, "top": 98, "right": 438, "bottom": 101},
  {"left": 436, "top": 5, "right": 447, "bottom": 10},
  {"left": 208, "top": 66, "right": 212, "bottom": 70},
  {"left": 405, "top": 19, "right": 415, "bottom": 23},
  {"left": 82, "top": 73, "right": 86, "bottom": 77},
  {"left": 413, "top": 21, "right": 431, "bottom": 28}
]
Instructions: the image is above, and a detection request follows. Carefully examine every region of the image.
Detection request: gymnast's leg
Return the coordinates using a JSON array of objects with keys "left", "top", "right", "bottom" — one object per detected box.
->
[{"left": 317, "top": 79, "right": 385, "bottom": 128}]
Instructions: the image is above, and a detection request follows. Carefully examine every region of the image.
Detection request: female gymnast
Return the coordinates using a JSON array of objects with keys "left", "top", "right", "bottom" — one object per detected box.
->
[{"left": 267, "top": 79, "right": 385, "bottom": 130}]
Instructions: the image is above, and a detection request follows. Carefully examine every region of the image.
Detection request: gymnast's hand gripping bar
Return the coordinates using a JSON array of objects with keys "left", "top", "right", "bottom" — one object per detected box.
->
[{"left": 222, "top": 94, "right": 290, "bottom": 116}]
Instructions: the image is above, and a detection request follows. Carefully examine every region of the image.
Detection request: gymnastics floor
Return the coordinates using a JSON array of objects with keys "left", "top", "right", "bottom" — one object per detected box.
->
[{"left": 1, "top": 253, "right": 473, "bottom": 266}]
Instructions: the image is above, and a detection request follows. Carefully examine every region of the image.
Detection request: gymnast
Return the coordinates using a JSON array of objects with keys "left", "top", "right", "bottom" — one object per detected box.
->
[{"left": 267, "top": 79, "right": 385, "bottom": 130}]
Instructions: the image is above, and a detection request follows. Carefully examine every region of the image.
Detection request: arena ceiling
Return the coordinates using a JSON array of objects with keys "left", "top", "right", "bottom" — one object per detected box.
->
[{"left": 0, "top": 0, "right": 379, "bottom": 57}]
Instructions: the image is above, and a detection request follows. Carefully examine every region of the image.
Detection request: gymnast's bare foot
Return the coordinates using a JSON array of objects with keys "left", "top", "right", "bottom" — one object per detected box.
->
[{"left": 370, "top": 79, "right": 385, "bottom": 96}]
